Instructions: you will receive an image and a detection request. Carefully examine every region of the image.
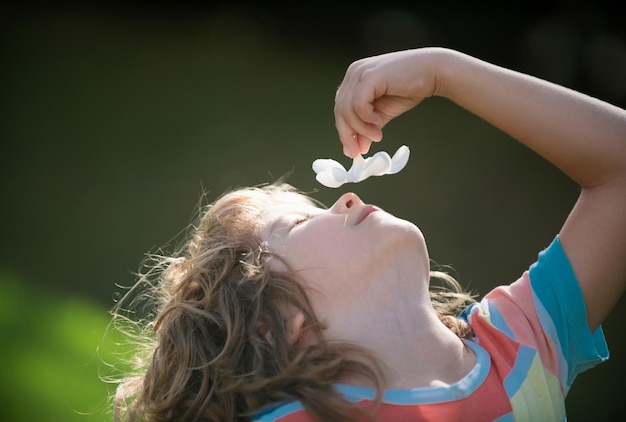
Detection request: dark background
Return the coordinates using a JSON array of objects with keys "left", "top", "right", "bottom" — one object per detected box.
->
[{"left": 1, "top": 1, "right": 625, "bottom": 420}]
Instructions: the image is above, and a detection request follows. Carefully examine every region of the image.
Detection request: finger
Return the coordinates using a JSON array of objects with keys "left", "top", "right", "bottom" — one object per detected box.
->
[
  {"left": 335, "top": 100, "right": 383, "bottom": 156},
  {"left": 355, "top": 133, "right": 373, "bottom": 155},
  {"left": 334, "top": 112, "right": 361, "bottom": 157},
  {"left": 351, "top": 101, "right": 384, "bottom": 142},
  {"left": 352, "top": 78, "right": 385, "bottom": 130},
  {"left": 335, "top": 118, "right": 384, "bottom": 159},
  {"left": 335, "top": 94, "right": 382, "bottom": 145},
  {"left": 335, "top": 61, "right": 385, "bottom": 156},
  {"left": 344, "top": 75, "right": 387, "bottom": 142},
  {"left": 372, "top": 95, "right": 420, "bottom": 127},
  {"left": 335, "top": 86, "right": 366, "bottom": 157}
]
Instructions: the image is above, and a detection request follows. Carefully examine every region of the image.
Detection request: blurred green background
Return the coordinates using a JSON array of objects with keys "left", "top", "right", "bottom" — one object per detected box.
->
[{"left": 1, "top": 1, "right": 625, "bottom": 420}]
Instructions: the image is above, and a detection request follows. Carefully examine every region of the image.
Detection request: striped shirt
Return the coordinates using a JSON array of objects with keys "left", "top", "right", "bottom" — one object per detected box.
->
[{"left": 254, "top": 237, "right": 608, "bottom": 421}]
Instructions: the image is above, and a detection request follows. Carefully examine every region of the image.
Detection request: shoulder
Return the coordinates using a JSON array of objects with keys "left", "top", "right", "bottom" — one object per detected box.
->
[
  {"left": 462, "top": 236, "right": 589, "bottom": 337},
  {"left": 461, "top": 236, "right": 608, "bottom": 386}
]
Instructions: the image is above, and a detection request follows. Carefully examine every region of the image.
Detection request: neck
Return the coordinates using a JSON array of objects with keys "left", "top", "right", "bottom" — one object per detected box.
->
[{"left": 327, "top": 278, "right": 475, "bottom": 390}]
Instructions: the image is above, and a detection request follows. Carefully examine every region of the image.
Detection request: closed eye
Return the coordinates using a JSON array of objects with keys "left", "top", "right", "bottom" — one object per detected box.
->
[{"left": 292, "top": 215, "right": 312, "bottom": 227}]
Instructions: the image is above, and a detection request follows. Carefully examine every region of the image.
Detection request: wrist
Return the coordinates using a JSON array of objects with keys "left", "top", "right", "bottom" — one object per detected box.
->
[{"left": 428, "top": 48, "right": 470, "bottom": 100}]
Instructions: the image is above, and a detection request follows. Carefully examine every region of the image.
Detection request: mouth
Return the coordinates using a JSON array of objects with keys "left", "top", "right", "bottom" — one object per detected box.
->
[{"left": 356, "top": 205, "right": 380, "bottom": 224}]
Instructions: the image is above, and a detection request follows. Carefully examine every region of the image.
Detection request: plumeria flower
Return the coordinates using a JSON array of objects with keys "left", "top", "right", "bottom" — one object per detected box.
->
[{"left": 312, "top": 145, "right": 410, "bottom": 188}]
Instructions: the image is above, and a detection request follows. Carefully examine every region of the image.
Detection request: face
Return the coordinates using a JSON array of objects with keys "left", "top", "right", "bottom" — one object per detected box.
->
[{"left": 261, "top": 191, "right": 430, "bottom": 329}]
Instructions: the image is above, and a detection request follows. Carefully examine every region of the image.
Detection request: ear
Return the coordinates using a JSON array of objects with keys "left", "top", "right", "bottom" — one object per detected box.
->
[
  {"left": 257, "top": 321, "right": 274, "bottom": 344},
  {"left": 287, "top": 310, "right": 307, "bottom": 345},
  {"left": 257, "top": 308, "right": 307, "bottom": 346}
]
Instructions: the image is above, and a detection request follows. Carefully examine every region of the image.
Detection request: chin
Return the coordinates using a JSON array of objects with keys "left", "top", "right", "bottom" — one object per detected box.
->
[
  {"left": 379, "top": 219, "right": 428, "bottom": 257},
  {"left": 397, "top": 218, "right": 426, "bottom": 242}
]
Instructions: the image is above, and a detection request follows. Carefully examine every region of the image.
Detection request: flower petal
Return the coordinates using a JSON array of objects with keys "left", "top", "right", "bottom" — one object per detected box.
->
[
  {"left": 347, "top": 155, "right": 365, "bottom": 181},
  {"left": 312, "top": 144, "right": 410, "bottom": 187},
  {"left": 315, "top": 167, "right": 349, "bottom": 188},
  {"left": 360, "top": 151, "right": 392, "bottom": 180},
  {"left": 388, "top": 145, "right": 410, "bottom": 174},
  {"left": 312, "top": 158, "right": 346, "bottom": 174}
]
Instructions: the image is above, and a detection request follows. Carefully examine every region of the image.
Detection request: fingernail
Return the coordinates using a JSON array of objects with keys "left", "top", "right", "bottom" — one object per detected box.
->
[{"left": 343, "top": 145, "right": 354, "bottom": 157}]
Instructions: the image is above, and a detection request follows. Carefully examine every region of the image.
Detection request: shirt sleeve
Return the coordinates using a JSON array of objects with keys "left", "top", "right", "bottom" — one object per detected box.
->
[
  {"left": 527, "top": 235, "right": 608, "bottom": 385},
  {"left": 460, "top": 235, "right": 608, "bottom": 395}
]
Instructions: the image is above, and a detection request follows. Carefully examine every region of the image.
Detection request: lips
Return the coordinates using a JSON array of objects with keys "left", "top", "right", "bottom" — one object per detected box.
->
[{"left": 356, "top": 205, "right": 380, "bottom": 224}]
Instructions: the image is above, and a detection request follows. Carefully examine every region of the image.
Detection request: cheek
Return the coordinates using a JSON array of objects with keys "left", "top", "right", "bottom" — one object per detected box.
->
[
  {"left": 287, "top": 230, "right": 350, "bottom": 279},
  {"left": 296, "top": 238, "right": 369, "bottom": 297}
]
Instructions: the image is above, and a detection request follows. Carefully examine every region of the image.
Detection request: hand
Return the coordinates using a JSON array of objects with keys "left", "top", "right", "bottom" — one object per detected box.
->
[
  {"left": 334, "top": 48, "right": 446, "bottom": 157},
  {"left": 335, "top": 47, "right": 626, "bottom": 331}
]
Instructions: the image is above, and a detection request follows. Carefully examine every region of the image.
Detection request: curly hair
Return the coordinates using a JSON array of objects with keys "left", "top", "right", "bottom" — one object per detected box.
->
[{"left": 109, "top": 182, "right": 476, "bottom": 422}]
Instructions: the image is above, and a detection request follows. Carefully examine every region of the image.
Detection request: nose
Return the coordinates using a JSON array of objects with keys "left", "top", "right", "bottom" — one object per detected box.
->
[{"left": 330, "top": 192, "right": 364, "bottom": 214}]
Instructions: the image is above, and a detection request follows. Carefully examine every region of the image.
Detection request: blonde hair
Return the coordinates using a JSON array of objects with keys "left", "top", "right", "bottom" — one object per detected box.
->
[{"left": 109, "top": 182, "right": 475, "bottom": 421}]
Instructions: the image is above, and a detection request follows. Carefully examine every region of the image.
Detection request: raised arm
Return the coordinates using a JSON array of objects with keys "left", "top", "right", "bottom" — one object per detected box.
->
[{"left": 334, "top": 47, "right": 626, "bottom": 331}]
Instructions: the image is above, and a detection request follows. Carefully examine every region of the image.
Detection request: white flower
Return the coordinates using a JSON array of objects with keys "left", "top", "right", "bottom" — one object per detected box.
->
[{"left": 312, "top": 145, "right": 410, "bottom": 188}]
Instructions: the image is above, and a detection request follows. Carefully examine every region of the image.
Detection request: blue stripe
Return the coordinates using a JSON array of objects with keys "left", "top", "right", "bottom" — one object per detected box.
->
[
  {"left": 528, "top": 236, "right": 608, "bottom": 385},
  {"left": 531, "top": 286, "right": 569, "bottom": 392},
  {"left": 486, "top": 299, "right": 516, "bottom": 340},
  {"left": 528, "top": 237, "right": 576, "bottom": 367},
  {"left": 492, "top": 412, "right": 515, "bottom": 422},
  {"left": 335, "top": 340, "right": 491, "bottom": 405},
  {"left": 253, "top": 400, "right": 305, "bottom": 421},
  {"left": 503, "top": 344, "right": 536, "bottom": 397},
  {"left": 460, "top": 300, "right": 515, "bottom": 340}
]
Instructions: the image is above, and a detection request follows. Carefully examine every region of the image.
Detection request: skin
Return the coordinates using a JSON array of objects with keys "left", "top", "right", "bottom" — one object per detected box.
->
[
  {"left": 262, "top": 192, "right": 475, "bottom": 388},
  {"left": 262, "top": 47, "right": 625, "bottom": 390},
  {"left": 262, "top": 192, "right": 428, "bottom": 334},
  {"left": 334, "top": 47, "right": 626, "bottom": 333}
]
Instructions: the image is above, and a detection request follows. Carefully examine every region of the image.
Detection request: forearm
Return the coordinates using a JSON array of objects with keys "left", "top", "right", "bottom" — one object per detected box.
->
[
  {"left": 335, "top": 47, "right": 626, "bottom": 328},
  {"left": 430, "top": 49, "right": 626, "bottom": 329},
  {"left": 435, "top": 49, "right": 626, "bottom": 189}
]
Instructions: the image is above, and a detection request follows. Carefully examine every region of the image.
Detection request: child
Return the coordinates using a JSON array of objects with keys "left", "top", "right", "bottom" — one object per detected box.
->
[{"left": 111, "top": 47, "right": 626, "bottom": 421}]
